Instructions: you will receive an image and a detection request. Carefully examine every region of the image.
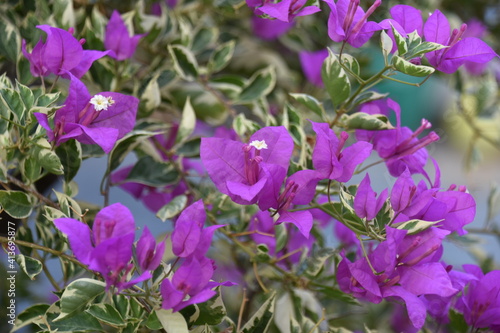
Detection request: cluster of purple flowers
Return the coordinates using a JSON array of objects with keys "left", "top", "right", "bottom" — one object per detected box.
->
[
  {"left": 54, "top": 200, "right": 231, "bottom": 312},
  {"left": 249, "top": 1, "right": 498, "bottom": 85},
  {"left": 23, "top": 11, "right": 144, "bottom": 152}
]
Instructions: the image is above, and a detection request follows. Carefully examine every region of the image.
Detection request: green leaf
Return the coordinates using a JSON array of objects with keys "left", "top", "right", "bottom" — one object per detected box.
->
[
  {"left": 47, "top": 310, "right": 104, "bottom": 332},
  {"left": 156, "top": 195, "right": 188, "bottom": 221},
  {"left": 15, "top": 254, "right": 43, "bottom": 280},
  {"left": 168, "top": 44, "right": 199, "bottom": 81},
  {"left": 380, "top": 30, "right": 393, "bottom": 62},
  {"left": 303, "top": 247, "right": 337, "bottom": 277},
  {"left": 11, "top": 303, "right": 49, "bottom": 332},
  {"left": 22, "top": 155, "right": 41, "bottom": 183},
  {"left": 392, "top": 56, "right": 435, "bottom": 77},
  {"left": 146, "top": 311, "right": 163, "bottom": 330},
  {"left": 0, "top": 16, "right": 20, "bottom": 62},
  {"left": 36, "top": 91, "right": 61, "bottom": 107},
  {"left": 108, "top": 130, "right": 160, "bottom": 172},
  {"left": 407, "top": 31, "right": 422, "bottom": 50},
  {"left": 232, "top": 113, "right": 261, "bottom": 138},
  {"left": 338, "top": 53, "right": 360, "bottom": 76},
  {"left": 56, "top": 140, "right": 82, "bottom": 183},
  {"left": 393, "top": 219, "right": 439, "bottom": 235},
  {"left": 175, "top": 97, "right": 196, "bottom": 146},
  {"left": 316, "top": 286, "right": 360, "bottom": 306},
  {"left": 208, "top": 40, "right": 235, "bottom": 73},
  {"left": 340, "top": 112, "right": 393, "bottom": 130},
  {"left": 126, "top": 156, "right": 179, "bottom": 186},
  {"left": 0, "top": 88, "right": 25, "bottom": 124},
  {"left": 53, "top": 190, "right": 82, "bottom": 218},
  {"left": 156, "top": 309, "right": 189, "bottom": 333},
  {"left": 33, "top": 139, "right": 64, "bottom": 175},
  {"left": 351, "top": 91, "right": 388, "bottom": 108},
  {"left": 391, "top": 24, "right": 408, "bottom": 55},
  {"left": 54, "top": 278, "right": 106, "bottom": 321},
  {"left": 448, "top": 309, "right": 468, "bottom": 333},
  {"left": 241, "top": 292, "right": 276, "bottom": 333},
  {"left": 16, "top": 80, "right": 35, "bottom": 112},
  {"left": 192, "top": 288, "right": 227, "bottom": 326},
  {"left": 238, "top": 66, "right": 276, "bottom": 103},
  {"left": 274, "top": 223, "right": 287, "bottom": 253},
  {"left": 405, "top": 41, "right": 447, "bottom": 60},
  {"left": 0, "top": 190, "right": 33, "bottom": 218},
  {"left": 289, "top": 93, "right": 324, "bottom": 118},
  {"left": 322, "top": 49, "right": 350, "bottom": 106},
  {"left": 192, "top": 27, "right": 218, "bottom": 54},
  {"left": 86, "top": 303, "right": 125, "bottom": 327}
]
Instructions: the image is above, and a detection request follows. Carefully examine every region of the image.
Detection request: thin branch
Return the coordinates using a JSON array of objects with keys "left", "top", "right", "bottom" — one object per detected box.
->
[
  {"left": 5, "top": 174, "right": 60, "bottom": 209},
  {"left": 236, "top": 288, "right": 248, "bottom": 333}
]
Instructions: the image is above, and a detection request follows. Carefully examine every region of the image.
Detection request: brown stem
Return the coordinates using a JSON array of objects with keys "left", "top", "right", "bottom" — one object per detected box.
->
[{"left": 5, "top": 174, "right": 60, "bottom": 209}]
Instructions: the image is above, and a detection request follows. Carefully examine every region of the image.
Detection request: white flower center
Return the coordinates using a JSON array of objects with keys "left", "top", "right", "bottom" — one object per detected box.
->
[
  {"left": 90, "top": 95, "right": 115, "bottom": 111},
  {"left": 249, "top": 140, "right": 268, "bottom": 150}
]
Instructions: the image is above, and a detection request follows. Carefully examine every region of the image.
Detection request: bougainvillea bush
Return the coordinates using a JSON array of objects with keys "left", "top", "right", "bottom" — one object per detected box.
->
[{"left": 1, "top": 0, "right": 500, "bottom": 332}]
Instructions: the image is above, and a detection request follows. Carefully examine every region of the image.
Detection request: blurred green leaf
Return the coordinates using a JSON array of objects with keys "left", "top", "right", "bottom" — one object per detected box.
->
[
  {"left": 11, "top": 304, "right": 49, "bottom": 332},
  {"left": 169, "top": 44, "right": 199, "bottom": 80},
  {"left": 289, "top": 93, "right": 324, "bottom": 118},
  {"left": 56, "top": 140, "right": 82, "bottom": 183},
  {"left": 322, "top": 49, "right": 350, "bottom": 106},
  {"left": 175, "top": 97, "right": 196, "bottom": 146},
  {"left": 208, "top": 40, "right": 235, "bottom": 73},
  {"left": 391, "top": 24, "right": 407, "bottom": 55},
  {"left": 0, "top": 15, "right": 20, "bottom": 62},
  {"left": 238, "top": 66, "right": 276, "bottom": 103},
  {"left": 156, "top": 195, "right": 187, "bottom": 221},
  {"left": 126, "top": 156, "right": 179, "bottom": 186},
  {"left": 0, "top": 190, "right": 33, "bottom": 219},
  {"left": 340, "top": 112, "right": 393, "bottom": 130},
  {"left": 156, "top": 309, "right": 189, "bottom": 333},
  {"left": 393, "top": 219, "right": 439, "bottom": 234},
  {"left": 241, "top": 292, "right": 276, "bottom": 333}
]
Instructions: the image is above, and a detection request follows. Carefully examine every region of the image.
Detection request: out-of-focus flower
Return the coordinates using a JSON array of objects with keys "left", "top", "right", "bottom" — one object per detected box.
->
[
  {"left": 252, "top": 15, "right": 294, "bottom": 40},
  {"left": 248, "top": 0, "right": 320, "bottom": 23},
  {"left": 22, "top": 25, "right": 109, "bottom": 78},
  {"left": 299, "top": 49, "right": 329, "bottom": 86},
  {"left": 104, "top": 11, "right": 146, "bottom": 61}
]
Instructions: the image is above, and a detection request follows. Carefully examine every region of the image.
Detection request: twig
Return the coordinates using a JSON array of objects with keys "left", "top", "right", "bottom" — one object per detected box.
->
[
  {"left": 308, "top": 308, "right": 326, "bottom": 333},
  {"left": 236, "top": 288, "right": 248, "bottom": 333},
  {"left": 253, "top": 261, "right": 269, "bottom": 293},
  {"left": 5, "top": 174, "right": 60, "bottom": 209}
]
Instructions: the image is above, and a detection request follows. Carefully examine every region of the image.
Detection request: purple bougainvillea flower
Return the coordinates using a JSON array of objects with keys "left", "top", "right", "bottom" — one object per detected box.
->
[
  {"left": 54, "top": 203, "right": 150, "bottom": 291},
  {"left": 136, "top": 226, "right": 165, "bottom": 272},
  {"left": 353, "top": 174, "right": 388, "bottom": 220},
  {"left": 337, "top": 226, "right": 457, "bottom": 329},
  {"left": 105, "top": 11, "right": 146, "bottom": 61},
  {"left": 22, "top": 25, "right": 109, "bottom": 78},
  {"left": 161, "top": 256, "right": 217, "bottom": 312},
  {"left": 356, "top": 98, "right": 439, "bottom": 179},
  {"left": 34, "top": 76, "right": 138, "bottom": 153},
  {"left": 252, "top": 15, "right": 294, "bottom": 40},
  {"left": 171, "top": 200, "right": 223, "bottom": 259},
  {"left": 462, "top": 19, "right": 490, "bottom": 75},
  {"left": 299, "top": 49, "right": 329, "bottom": 86},
  {"left": 324, "top": 0, "right": 383, "bottom": 48},
  {"left": 311, "top": 121, "right": 372, "bottom": 182},
  {"left": 455, "top": 267, "right": 500, "bottom": 329},
  {"left": 248, "top": 0, "right": 320, "bottom": 22},
  {"left": 424, "top": 10, "right": 498, "bottom": 74},
  {"left": 201, "top": 126, "right": 293, "bottom": 206}
]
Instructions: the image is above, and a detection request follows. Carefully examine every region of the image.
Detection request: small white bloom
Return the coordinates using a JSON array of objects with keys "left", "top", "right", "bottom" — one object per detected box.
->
[
  {"left": 90, "top": 94, "right": 115, "bottom": 111},
  {"left": 249, "top": 140, "right": 268, "bottom": 150}
]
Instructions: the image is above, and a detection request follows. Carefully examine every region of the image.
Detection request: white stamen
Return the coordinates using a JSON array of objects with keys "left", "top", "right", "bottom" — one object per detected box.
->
[
  {"left": 249, "top": 140, "right": 268, "bottom": 150},
  {"left": 90, "top": 94, "right": 115, "bottom": 111}
]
